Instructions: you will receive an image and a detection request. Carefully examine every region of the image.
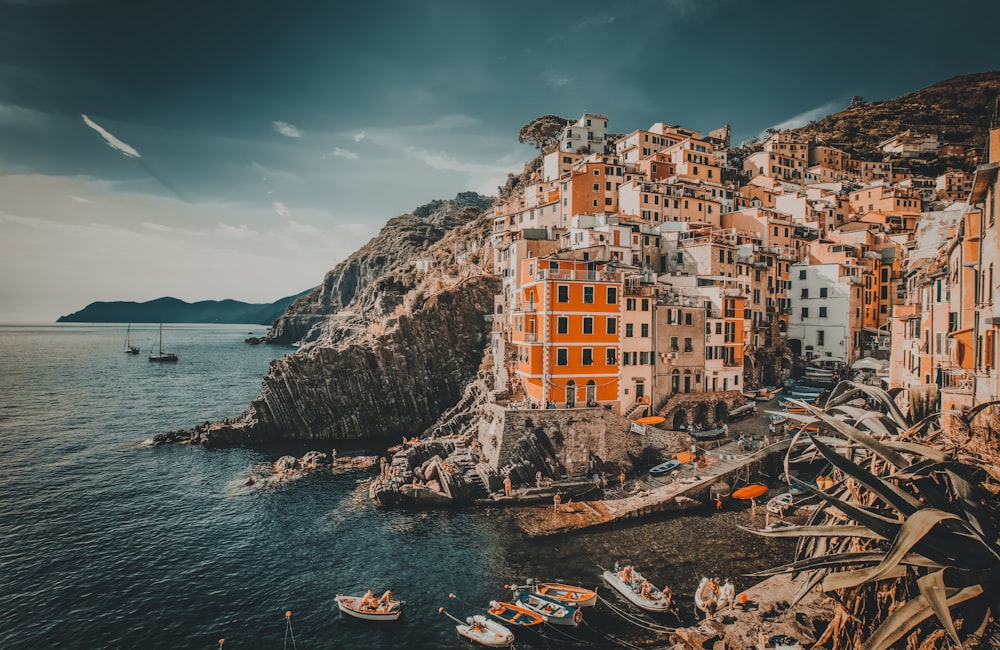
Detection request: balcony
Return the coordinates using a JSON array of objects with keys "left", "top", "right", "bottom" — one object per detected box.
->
[{"left": 940, "top": 367, "right": 974, "bottom": 394}]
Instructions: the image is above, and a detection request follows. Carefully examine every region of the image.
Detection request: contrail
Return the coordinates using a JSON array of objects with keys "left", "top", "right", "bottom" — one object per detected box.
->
[{"left": 81, "top": 114, "right": 189, "bottom": 203}]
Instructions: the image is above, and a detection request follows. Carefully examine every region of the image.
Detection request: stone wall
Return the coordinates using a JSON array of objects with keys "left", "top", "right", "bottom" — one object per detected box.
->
[
  {"left": 477, "top": 404, "right": 687, "bottom": 485},
  {"left": 658, "top": 390, "right": 749, "bottom": 430}
]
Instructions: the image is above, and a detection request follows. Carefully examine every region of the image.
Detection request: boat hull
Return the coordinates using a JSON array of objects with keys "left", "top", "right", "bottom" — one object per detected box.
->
[
  {"left": 601, "top": 570, "right": 674, "bottom": 613},
  {"left": 335, "top": 594, "right": 402, "bottom": 621}
]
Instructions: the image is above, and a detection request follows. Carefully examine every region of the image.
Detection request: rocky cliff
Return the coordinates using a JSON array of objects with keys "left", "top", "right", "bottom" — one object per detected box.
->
[
  {"left": 263, "top": 191, "right": 492, "bottom": 345},
  {"left": 156, "top": 193, "right": 501, "bottom": 446}
]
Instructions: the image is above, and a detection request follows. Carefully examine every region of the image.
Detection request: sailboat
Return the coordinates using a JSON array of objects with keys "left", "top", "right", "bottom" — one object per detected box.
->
[
  {"left": 149, "top": 323, "right": 178, "bottom": 362},
  {"left": 123, "top": 324, "right": 140, "bottom": 354}
]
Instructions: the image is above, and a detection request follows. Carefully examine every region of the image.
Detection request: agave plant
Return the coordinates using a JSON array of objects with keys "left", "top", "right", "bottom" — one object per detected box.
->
[{"left": 749, "top": 381, "right": 1000, "bottom": 650}]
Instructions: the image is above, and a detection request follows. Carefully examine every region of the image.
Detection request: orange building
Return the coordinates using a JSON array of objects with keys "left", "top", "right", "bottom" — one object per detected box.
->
[{"left": 511, "top": 258, "right": 622, "bottom": 408}]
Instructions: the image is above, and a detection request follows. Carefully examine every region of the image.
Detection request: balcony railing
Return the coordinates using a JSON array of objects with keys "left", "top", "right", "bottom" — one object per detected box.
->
[{"left": 940, "top": 367, "right": 974, "bottom": 393}]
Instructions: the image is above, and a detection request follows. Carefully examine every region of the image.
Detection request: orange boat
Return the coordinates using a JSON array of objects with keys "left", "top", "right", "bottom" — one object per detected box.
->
[
  {"left": 487, "top": 600, "right": 544, "bottom": 628},
  {"left": 731, "top": 484, "right": 768, "bottom": 500}
]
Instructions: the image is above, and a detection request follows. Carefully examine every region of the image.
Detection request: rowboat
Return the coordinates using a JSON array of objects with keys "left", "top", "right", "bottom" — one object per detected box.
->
[
  {"left": 601, "top": 566, "right": 675, "bottom": 613},
  {"left": 765, "top": 491, "right": 795, "bottom": 515},
  {"left": 513, "top": 581, "right": 597, "bottom": 608},
  {"left": 514, "top": 591, "right": 582, "bottom": 627},
  {"left": 649, "top": 459, "right": 681, "bottom": 476},
  {"left": 731, "top": 484, "right": 768, "bottom": 500},
  {"left": 456, "top": 614, "right": 515, "bottom": 647},
  {"left": 729, "top": 402, "right": 758, "bottom": 420},
  {"left": 694, "top": 577, "right": 718, "bottom": 617},
  {"left": 335, "top": 593, "right": 402, "bottom": 621},
  {"left": 487, "top": 600, "right": 544, "bottom": 628},
  {"left": 755, "top": 386, "right": 783, "bottom": 401}
]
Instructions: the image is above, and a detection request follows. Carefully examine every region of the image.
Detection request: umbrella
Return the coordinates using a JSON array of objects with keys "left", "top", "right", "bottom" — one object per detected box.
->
[
  {"left": 635, "top": 415, "right": 666, "bottom": 425},
  {"left": 852, "top": 356, "right": 883, "bottom": 371}
]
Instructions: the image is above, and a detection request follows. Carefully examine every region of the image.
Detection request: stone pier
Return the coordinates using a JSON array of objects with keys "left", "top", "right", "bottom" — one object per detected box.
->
[{"left": 508, "top": 437, "right": 798, "bottom": 537}]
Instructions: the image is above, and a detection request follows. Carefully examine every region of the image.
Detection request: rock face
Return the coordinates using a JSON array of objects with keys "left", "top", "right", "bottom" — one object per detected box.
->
[
  {"left": 264, "top": 192, "right": 492, "bottom": 346},
  {"left": 155, "top": 192, "right": 501, "bottom": 447}
]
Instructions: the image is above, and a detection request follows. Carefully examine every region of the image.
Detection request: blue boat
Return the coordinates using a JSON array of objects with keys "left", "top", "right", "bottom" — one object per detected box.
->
[
  {"left": 650, "top": 459, "right": 681, "bottom": 476},
  {"left": 514, "top": 591, "right": 582, "bottom": 627}
]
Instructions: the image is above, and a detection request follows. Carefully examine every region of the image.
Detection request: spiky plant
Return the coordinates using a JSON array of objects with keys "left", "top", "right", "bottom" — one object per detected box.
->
[{"left": 750, "top": 382, "right": 1000, "bottom": 649}]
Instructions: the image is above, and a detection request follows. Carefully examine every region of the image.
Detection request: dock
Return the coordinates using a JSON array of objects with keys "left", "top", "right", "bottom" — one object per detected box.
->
[{"left": 509, "top": 436, "right": 803, "bottom": 538}]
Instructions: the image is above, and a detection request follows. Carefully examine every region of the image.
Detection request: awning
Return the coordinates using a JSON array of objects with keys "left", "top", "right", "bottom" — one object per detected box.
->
[{"left": 852, "top": 356, "right": 887, "bottom": 371}]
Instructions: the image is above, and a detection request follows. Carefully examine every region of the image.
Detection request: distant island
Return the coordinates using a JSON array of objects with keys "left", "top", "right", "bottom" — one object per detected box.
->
[{"left": 56, "top": 291, "right": 312, "bottom": 325}]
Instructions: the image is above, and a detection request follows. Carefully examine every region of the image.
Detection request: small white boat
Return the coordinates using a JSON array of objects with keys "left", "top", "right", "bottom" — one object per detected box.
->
[
  {"left": 456, "top": 614, "right": 514, "bottom": 647},
  {"left": 601, "top": 566, "right": 675, "bottom": 613},
  {"left": 766, "top": 492, "right": 795, "bottom": 515},
  {"left": 335, "top": 593, "right": 402, "bottom": 621},
  {"left": 694, "top": 577, "right": 719, "bottom": 618}
]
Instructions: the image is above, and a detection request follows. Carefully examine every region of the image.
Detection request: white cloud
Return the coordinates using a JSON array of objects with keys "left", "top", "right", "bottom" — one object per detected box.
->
[
  {"left": 273, "top": 201, "right": 292, "bottom": 218},
  {"left": 541, "top": 70, "right": 570, "bottom": 88},
  {"left": 353, "top": 130, "right": 366, "bottom": 142},
  {"left": 272, "top": 120, "right": 303, "bottom": 138},
  {"left": 81, "top": 114, "right": 141, "bottom": 158},
  {"left": 67, "top": 195, "right": 91, "bottom": 204},
  {"left": 321, "top": 147, "right": 359, "bottom": 160},
  {"left": 572, "top": 13, "right": 615, "bottom": 30},
  {"left": 762, "top": 100, "right": 843, "bottom": 135}
]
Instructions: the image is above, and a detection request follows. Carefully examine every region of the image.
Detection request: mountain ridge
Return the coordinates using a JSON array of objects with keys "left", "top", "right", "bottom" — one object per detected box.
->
[{"left": 56, "top": 292, "right": 311, "bottom": 325}]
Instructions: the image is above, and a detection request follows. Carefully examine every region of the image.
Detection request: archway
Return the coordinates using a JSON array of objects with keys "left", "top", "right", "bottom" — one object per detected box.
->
[
  {"left": 586, "top": 380, "right": 597, "bottom": 406},
  {"left": 694, "top": 403, "right": 709, "bottom": 427},
  {"left": 672, "top": 410, "right": 688, "bottom": 431},
  {"left": 715, "top": 401, "right": 729, "bottom": 423}
]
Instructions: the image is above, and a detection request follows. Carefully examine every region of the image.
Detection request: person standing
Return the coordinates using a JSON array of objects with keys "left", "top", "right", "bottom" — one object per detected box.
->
[
  {"left": 553, "top": 493, "right": 562, "bottom": 512},
  {"left": 618, "top": 470, "right": 626, "bottom": 489},
  {"left": 503, "top": 474, "right": 512, "bottom": 496}
]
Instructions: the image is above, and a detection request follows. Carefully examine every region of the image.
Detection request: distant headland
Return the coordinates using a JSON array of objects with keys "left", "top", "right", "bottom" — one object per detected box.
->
[{"left": 56, "top": 292, "right": 312, "bottom": 325}]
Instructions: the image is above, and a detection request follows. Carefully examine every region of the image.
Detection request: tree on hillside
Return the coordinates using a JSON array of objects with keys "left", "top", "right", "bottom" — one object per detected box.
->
[{"left": 518, "top": 114, "right": 573, "bottom": 153}]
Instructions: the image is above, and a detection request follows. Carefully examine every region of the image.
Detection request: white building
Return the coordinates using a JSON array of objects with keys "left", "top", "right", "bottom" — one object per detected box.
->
[
  {"left": 559, "top": 113, "right": 608, "bottom": 154},
  {"left": 788, "top": 262, "right": 860, "bottom": 364}
]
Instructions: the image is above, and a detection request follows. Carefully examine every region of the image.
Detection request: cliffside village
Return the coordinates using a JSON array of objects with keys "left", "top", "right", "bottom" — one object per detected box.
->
[{"left": 486, "top": 114, "right": 1000, "bottom": 432}]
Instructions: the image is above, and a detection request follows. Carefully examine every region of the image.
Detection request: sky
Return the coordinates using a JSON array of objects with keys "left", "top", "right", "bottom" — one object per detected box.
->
[{"left": 2, "top": 0, "right": 999, "bottom": 322}]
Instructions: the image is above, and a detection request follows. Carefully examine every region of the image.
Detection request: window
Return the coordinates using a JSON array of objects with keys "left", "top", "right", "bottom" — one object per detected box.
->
[
  {"left": 641, "top": 299, "right": 649, "bottom": 311},
  {"left": 670, "top": 336, "right": 679, "bottom": 351},
  {"left": 799, "top": 269, "right": 807, "bottom": 280},
  {"left": 819, "top": 307, "right": 827, "bottom": 318},
  {"left": 626, "top": 298, "right": 635, "bottom": 311},
  {"left": 606, "top": 348, "right": 617, "bottom": 365},
  {"left": 583, "top": 317, "right": 594, "bottom": 334},
  {"left": 556, "top": 348, "right": 568, "bottom": 365},
  {"left": 606, "top": 317, "right": 617, "bottom": 334},
  {"left": 820, "top": 287, "right": 828, "bottom": 298},
  {"left": 817, "top": 330, "right": 825, "bottom": 346},
  {"left": 639, "top": 351, "right": 651, "bottom": 365},
  {"left": 801, "top": 308, "right": 809, "bottom": 318},
  {"left": 641, "top": 323, "right": 649, "bottom": 337},
  {"left": 557, "top": 285, "right": 569, "bottom": 303},
  {"left": 607, "top": 286, "right": 618, "bottom": 304},
  {"left": 685, "top": 312, "right": 692, "bottom": 325},
  {"left": 582, "top": 348, "right": 593, "bottom": 365},
  {"left": 801, "top": 288, "right": 808, "bottom": 298},
  {"left": 625, "top": 323, "right": 633, "bottom": 337},
  {"left": 583, "top": 286, "right": 594, "bottom": 304},
  {"left": 557, "top": 316, "right": 568, "bottom": 334},
  {"left": 716, "top": 323, "right": 722, "bottom": 334},
  {"left": 684, "top": 337, "right": 693, "bottom": 352}
]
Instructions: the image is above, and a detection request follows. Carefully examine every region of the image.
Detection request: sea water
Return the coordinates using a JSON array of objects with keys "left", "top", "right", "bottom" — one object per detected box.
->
[{"left": 0, "top": 324, "right": 793, "bottom": 648}]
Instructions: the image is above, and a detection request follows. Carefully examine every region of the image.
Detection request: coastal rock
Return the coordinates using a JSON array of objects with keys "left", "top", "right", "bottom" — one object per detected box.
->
[
  {"left": 263, "top": 192, "right": 491, "bottom": 346},
  {"left": 156, "top": 197, "right": 500, "bottom": 448}
]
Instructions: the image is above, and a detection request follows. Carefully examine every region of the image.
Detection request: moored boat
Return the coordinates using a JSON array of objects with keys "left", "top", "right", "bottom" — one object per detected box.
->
[
  {"left": 731, "top": 484, "right": 768, "bottom": 500},
  {"left": 514, "top": 591, "right": 582, "bottom": 627},
  {"left": 601, "top": 565, "right": 675, "bottom": 613},
  {"left": 765, "top": 491, "right": 795, "bottom": 515},
  {"left": 694, "top": 577, "right": 734, "bottom": 619},
  {"left": 335, "top": 592, "right": 402, "bottom": 621},
  {"left": 728, "top": 402, "right": 758, "bottom": 421},
  {"left": 649, "top": 459, "right": 681, "bottom": 476},
  {"left": 486, "top": 600, "right": 544, "bottom": 628},
  {"left": 456, "top": 614, "right": 514, "bottom": 647},
  {"left": 755, "top": 386, "right": 783, "bottom": 401},
  {"left": 512, "top": 581, "right": 597, "bottom": 608}
]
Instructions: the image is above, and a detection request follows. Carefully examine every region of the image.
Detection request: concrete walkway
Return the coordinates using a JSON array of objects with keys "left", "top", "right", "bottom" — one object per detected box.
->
[{"left": 510, "top": 436, "right": 797, "bottom": 537}]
